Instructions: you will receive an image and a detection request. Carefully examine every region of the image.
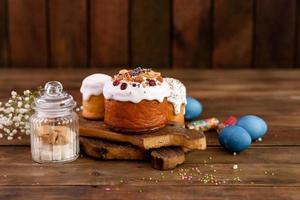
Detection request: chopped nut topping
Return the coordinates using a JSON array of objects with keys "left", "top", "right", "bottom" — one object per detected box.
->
[{"left": 113, "top": 67, "right": 164, "bottom": 85}]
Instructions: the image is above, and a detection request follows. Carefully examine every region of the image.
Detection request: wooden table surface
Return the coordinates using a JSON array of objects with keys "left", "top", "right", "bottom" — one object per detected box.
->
[{"left": 0, "top": 69, "right": 299, "bottom": 200}]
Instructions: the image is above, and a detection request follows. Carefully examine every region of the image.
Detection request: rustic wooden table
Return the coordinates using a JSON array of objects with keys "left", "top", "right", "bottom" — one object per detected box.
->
[{"left": 0, "top": 69, "right": 299, "bottom": 200}]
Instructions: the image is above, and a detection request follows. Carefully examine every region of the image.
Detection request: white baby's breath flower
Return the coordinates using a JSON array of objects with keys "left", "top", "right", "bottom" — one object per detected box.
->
[
  {"left": 18, "top": 108, "right": 28, "bottom": 114},
  {"left": 5, "top": 120, "right": 13, "bottom": 126},
  {"left": 0, "top": 88, "right": 39, "bottom": 140},
  {"left": 12, "top": 116, "right": 20, "bottom": 122},
  {"left": 8, "top": 113, "right": 13, "bottom": 118},
  {"left": 11, "top": 91, "right": 17, "bottom": 97},
  {"left": 24, "top": 90, "right": 31, "bottom": 96},
  {"left": 25, "top": 123, "right": 30, "bottom": 129},
  {"left": 17, "top": 101, "right": 23, "bottom": 108},
  {"left": 17, "top": 136, "right": 22, "bottom": 140}
]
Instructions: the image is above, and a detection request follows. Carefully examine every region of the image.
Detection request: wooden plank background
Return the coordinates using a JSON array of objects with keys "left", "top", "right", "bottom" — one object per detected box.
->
[{"left": 0, "top": 0, "right": 300, "bottom": 68}]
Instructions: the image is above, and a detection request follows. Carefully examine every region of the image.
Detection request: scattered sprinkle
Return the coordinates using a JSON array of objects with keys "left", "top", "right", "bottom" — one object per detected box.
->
[{"left": 233, "top": 164, "right": 238, "bottom": 170}]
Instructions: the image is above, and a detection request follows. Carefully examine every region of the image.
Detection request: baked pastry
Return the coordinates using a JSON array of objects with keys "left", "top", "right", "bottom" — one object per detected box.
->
[
  {"left": 80, "top": 74, "right": 111, "bottom": 120},
  {"left": 164, "top": 78, "right": 186, "bottom": 126},
  {"left": 103, "top": 67, "right": 170, "bottom": 133}
]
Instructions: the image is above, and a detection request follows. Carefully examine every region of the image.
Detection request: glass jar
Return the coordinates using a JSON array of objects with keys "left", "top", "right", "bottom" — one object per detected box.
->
[{"left": 30, "top": 81, "right": 79, "bottom": 163}]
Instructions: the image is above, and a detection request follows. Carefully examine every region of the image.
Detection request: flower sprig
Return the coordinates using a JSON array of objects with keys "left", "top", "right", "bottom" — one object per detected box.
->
[{"left": 0, "top": 88, "right": 42, "bottom": 140}]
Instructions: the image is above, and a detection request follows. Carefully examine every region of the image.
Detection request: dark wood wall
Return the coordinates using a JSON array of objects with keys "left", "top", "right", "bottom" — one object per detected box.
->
[{"left": 0, "top": 0, "right": 299, "bottom": 68}]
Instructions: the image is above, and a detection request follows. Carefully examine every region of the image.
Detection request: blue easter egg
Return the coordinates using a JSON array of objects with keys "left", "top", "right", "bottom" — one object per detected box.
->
[
  {"left": 184, "top": 96, "right": 202, "bottom": 121},
  {"left": 219, "top": 125, "right": 251, "bottom": 153},
  {"left": 237, "top": 115, "right": 268, "bottom": 140}
]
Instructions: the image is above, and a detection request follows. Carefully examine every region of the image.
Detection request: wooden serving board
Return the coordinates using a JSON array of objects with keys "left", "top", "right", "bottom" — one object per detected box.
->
[
  {"left": 80, "top": 136, "right": 185, "bottom": 170},
  {"left": 80, "top": 137, "right": 146, "bottom": 160},
  {"left": 151, "top": 147, "right": 185, "bottom": 170},
  {"left": 79, "top": 117, "right": 206, "bottom": 150}
]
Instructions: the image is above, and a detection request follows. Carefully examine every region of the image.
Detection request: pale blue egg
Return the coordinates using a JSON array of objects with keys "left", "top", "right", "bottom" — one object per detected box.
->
[
  {"left": 184, "top": 96, "right": 202, "bottom": 121},
  {"left": 219, "top": 125, "right": 251, "bottom": 153},
  {"left": 237, "top": 115, "right": 268, "bottom": 140}
]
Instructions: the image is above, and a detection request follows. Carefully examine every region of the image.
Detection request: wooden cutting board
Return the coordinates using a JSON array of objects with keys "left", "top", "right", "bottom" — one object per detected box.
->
[
  {"left": 150, "top": 147, "right": 185, "bottom": 170},
  {"left": 80, "top": 137, "right": 146, "bottom": 160},
  {"left": 80, "top": 137, "right": 185, "bottom": 170},
  {"left": 79, "top": 117, "right": 206, "bottom": 150}
]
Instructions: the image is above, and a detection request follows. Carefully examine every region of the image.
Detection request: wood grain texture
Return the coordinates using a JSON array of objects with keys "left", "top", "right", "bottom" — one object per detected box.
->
[
  {"left": 130, "top": 0, "right": 171, "bottom": 68},
  {"left": 296, "top": 1, "right": 300, "bottom": 68},
  {"left": 0, "top": 0, "right": 8, "bottom": 67},
  {"left": 173, "top": 0, "right": 212, "bottom": 68},
  {"left": 80, "top": 136, "right": 146, "bottom": 160},
  {"left": 213, "top": 0, "right": 253, "bottom": 68},
  {"left": 49, "top": 0, "right": 87, "bottom": 68},
  {"left": 0, "top": 152, "right": 299, "bottom": 186},
  {"left": 79, "top": 117, "right": 206, "bottom": 150},
  {"left": 90, "top": 0, "right": 128, "bottom": 68},
  {"left": 0, "top": 186, "right": 298, "bottom": 200},
  {"left": 254, "top": 0, "right": 297, "bottom": 68},
  {"left": 8, "top": 0, "right": 48, "bottom": 67},
  {"left": 186, "top": 147, "right": 300, "bottom": 164},
  {"left": 151, "top": 147, "right": 185, "bottom": 170},
  {"left": 0, "top": 146, "right": 299, "bottom": 165}
]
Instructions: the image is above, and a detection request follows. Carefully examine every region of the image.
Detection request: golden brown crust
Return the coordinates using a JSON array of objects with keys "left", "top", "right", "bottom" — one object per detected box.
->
[
  {"left": 166, "top": 103, "right": 185, "bottom": 126},
  {"left": 82, "top": 95, "right": 105, "bottom": 120},
  {"left": 104, "top": 99, "right": 168, "bottom": 133}
]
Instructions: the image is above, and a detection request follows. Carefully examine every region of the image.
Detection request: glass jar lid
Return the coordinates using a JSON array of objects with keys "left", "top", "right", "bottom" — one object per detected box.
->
[{"left": 32, "top": 81, "right": 76, "bottom": 111}]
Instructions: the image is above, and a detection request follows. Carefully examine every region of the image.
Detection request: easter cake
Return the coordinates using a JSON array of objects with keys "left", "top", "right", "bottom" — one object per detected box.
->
[
  {"left": 80, "top": 74, "right": 112, "bottom": 120},
  {"left": 164, "top": 77, "right": 186, "bottom": 126},
  {"left": 103, "top": 67, "right": 170, "bottom": 133}
]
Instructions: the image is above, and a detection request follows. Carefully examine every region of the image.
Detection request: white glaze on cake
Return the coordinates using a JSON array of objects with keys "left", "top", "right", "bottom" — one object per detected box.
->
[
  {"left": 80, "top": 74, "right": 112, "bottom": 101},
  {"left": 164, "top": 77, "right": 186, "bottom": 115},
  {"left": 103, "top": 80, "right": 170, "bottom": 103}
]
